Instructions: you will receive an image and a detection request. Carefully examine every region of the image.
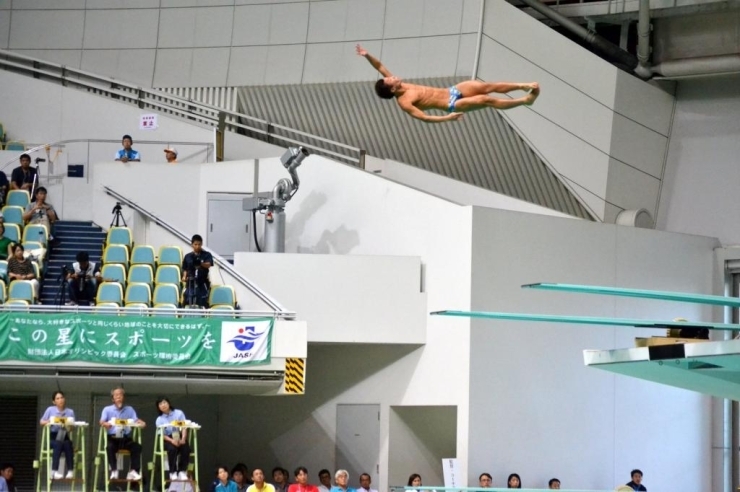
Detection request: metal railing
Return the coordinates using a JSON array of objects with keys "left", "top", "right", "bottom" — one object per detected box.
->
[
  {"left": 0, "top": 49, "right": 365, "bottom": 167},
  {"left": 103, "top": 186, "right": 295, "bottom": 318}
]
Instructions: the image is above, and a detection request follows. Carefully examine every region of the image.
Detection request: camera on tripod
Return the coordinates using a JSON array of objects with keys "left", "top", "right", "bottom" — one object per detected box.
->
[
  {"left": 110, "top": 201, "right": 126, "bottom": 227},
  {"left": 111, "top": 202, "right": 122, "bottom": 214}
]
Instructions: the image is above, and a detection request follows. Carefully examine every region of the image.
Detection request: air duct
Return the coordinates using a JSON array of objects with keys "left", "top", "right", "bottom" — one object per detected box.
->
[
  {"left": 652, "top": 54, "right": 740, "bottom": 79},
  {"left": 635, "top": 0, "right": 653, "bottom": 79}
]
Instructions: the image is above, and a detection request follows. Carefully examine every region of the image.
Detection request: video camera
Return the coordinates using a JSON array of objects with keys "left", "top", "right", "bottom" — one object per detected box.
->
[{"left": 111, "top": 202, "right": 122, "bottom": 214}]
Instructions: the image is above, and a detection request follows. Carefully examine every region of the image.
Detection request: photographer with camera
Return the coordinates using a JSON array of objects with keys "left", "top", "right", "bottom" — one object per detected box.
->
[
  {"left": 182, "top": 234, "right": 213, "bottom": 308},
  {"left": 66, "top": 251, "right": 102, "bottom": 306},
  {"left": 23, "top": 187, "right": 58, "bottom": 242}
]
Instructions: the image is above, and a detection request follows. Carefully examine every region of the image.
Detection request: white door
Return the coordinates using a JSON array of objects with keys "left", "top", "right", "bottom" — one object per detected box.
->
[
  {"left": 206, "top": 193, "right": 253, "bottom": 259},
  {"left": 336, "top": 404, "right": 380, "bottom": 489}
]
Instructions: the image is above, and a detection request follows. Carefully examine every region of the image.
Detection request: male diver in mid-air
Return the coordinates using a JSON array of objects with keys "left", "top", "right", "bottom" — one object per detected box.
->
[{"left": 356, "top": 44, "right": 539, "bottom": 123}]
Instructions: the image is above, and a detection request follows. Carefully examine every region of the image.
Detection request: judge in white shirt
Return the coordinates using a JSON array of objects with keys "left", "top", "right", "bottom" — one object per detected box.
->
[
  {"left": 317, "top": 470, "right": 332, "bottom": 492},
  {"left": 357, "top": 474, "right": 377, "bottom": 492}
]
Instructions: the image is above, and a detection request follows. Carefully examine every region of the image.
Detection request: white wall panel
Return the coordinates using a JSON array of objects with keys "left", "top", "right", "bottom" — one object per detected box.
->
[
  {"left": 614, "top": 70, "right": 674, "bottom": 136},
  {"left": 303, "top": 41, "right": 379, "bottom": 84},
  {"left": 231, "top": 4, "right": 270, "bottom": 46},
  {"left": 235, "top": 0, "right": 304, "bottom": 4},
  {"left": 190, "top": 47, "right": 230, "bottom": 86},
  {"left": 83, "top": 10, "right": 160, "bottom": 49},
  {"left": 157, "top": 7, "right": 197, "bottom": 48},
  {"left": 380, "top": 37, "right": 423, "bottom": 79},
  {"left": 610, "top": 113, "right": 667, "bottom": 178},
  {"left": 226, "top": 46, "right": 268, "bottom": 85},
  {"left": 153, "top": 48, "right": 193, "bottom": 87},
  {"left": 0, "top": 0, "right": 9, "bottom": 9},
  {"left": 384, "top": 0, "right": 424, "bottom": 39},
  {"left": 604, "top": 159, "right": 661, "bottom": 222},
  {"left": 81, "top": 49, "right": 156, "bottom": 87},
  {"left": 268, "top": 2, "right": 309, "bottom": 45},
  {"left": 9, "top": 10, "right": 84, "bottom": 50},
  {"left": 264, "top": 44, "right": 306, "bottom": 85},
  {"left": 455, "top": 32, "right": 476, "bottom": 77},
  {"left": 12, "top": 0, "right": 84, "bottom": 8},
  {"left": 307, "top": 0, "right": 347, "bottom": 43},
  {"left": 346, "top": 0, "right": 386, "bottom": 41},
  {"left": 85, "top": 0, "right": 159, "bottom": 8},
  {"left": 419, "top": 35, "right": 461, "bottom": 78},
  {"left": 194, "top": 6, "right": 234, "bottom": 47},
  {"left": 461, "top": 0, "right": 482, "bottom": 33},
  {"left": 0, "top": 10, "right": 10, "bottom": 49},
  {"left": 422, "top": 0, "right": 463, "bottom": 37},
  {"left": 15, "top": 49, "right": 82, "bottom": 68}
]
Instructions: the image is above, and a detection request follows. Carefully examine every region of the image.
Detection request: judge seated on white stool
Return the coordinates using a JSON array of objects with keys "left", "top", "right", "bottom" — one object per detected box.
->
[
  {"left": 100, "top": 387, "right": 146, "bottom": 481},
  {"left": 39, "top": 391, "right": 75, "bottom": 480},
  {"left": 155, "top": 397, "right": 191, "bottom": 481}
]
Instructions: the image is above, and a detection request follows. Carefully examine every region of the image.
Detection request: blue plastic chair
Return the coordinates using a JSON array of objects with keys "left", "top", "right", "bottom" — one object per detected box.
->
[
  {"left": 102, "top": 245, "right": 129, "bottom": 268},
  {"left": 101, "top": 264, "right": 126, "bottom": 289},
  {"left": 96, "top": 282, "right": 123, "bottom": 306},
  {"left": 22, "top": 224, "right": 48, "bottom": 246},
  {"left": 158, "top": 246, "right": 183, "bottom": 267},
  {"left": 153, "top": 284, "right": 179, "bottom": 307},
  {"left": 131, "top": 245, "right": 156, "bottom": 269},
  {"left": 2, "top": 206, "right": 25, "bottom": 226},
  {"left": 0, "top": 262, "right": 7, "bottom": 284},
  {"left": 155, "top": 265, "right": 182, "bottom": 293},
  {"left": 6, "top": 190, "right": 30, "bottom": 208},
  {"left": 128, "top": 264, "right": 153, "bottom": 288},
  {"left": 209, "top": 285, "right": 236, "bottom": 308},
  {"left": 107, "top": 227, "right": 133, "bottom": 250},
  {"left": 5, "top": 141, "right": 25, "bottom": 151},
  {"left": 8, "top": 280, "right": 34, "bottom": 303},
  {"left": 3, "top": 225, "right": 20, "bottom": 243},
  {"left": 125, "top": 282, "right": 151, "bottom": 307}
]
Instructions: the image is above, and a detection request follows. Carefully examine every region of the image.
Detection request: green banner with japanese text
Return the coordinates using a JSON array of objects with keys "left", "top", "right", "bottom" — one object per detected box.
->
[{"left": 0, "top": 313, "right": 273, "bottom": 366}]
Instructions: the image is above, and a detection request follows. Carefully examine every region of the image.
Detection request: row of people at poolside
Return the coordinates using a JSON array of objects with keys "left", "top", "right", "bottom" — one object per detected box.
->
[
  {"left": 213, "top": 467, "right": 377, "bottom": 492},
  {"left": 476, "top": 471, "right": 647, "bottom": 491},
  {"left": 115, "top": 134, "right": 178, "bottom": 164},
  {"left": 39, "top": 388, "right": 189, "bottom": 482}
]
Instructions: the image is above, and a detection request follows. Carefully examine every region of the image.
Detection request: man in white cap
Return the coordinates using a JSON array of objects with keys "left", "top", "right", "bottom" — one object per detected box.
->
[{"left": 164, "top": 147, "right": 178, "bottom": 164}]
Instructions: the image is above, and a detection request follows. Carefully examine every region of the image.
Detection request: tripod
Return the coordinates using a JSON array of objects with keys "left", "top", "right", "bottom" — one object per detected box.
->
[
  {"left": 110, "top": 202, "right": 127, "bottom": 228},
  {"left": 184, "top": 271, "right": 208, "bottom": 309},
  {"left": 54, "top": 267, "right": 69, "bottom": 307}
]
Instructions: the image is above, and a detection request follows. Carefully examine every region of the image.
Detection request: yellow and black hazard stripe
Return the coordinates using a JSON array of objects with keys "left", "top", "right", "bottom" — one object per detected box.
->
[{"left": 284, "top": 358, "right": 305, "bottom": 394}]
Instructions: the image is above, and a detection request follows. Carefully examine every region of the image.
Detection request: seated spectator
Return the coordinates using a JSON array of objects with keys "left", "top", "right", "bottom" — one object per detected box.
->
[
  {"left": 317, "top": 470, "right": 331, "bottom": 492},
  {"left": 626, "top": 469, "right": 646, "bottom": 491},
  {"left": 0, "top": 224, "right": 15, "bottom": 260},
  {"left": 66, "top": 251, "right": 102, "bottom": 306},
  {"left": 507, "top": 474, "right": 521, "bottom": 489},
  {"left": 548, "top": 478, "right": 560, "bottom": 489},
  {"left": 272, "top": 468, "right": 288, "bottom": 492},
  {"left": 23, "top": 187, "right": 57, "bottom": 241},
  {"left": 182, "top": 234, "right": 213, "bottom": 308},
  {"left": 246, "top": 469, "right": 274, "bottom": 492},
  {"left": 331, "top": 470, "right": 355, "bottom": 492},
  {"left": 0, "top": 463, "right": 14, "bottom": 492},
  {"left": 10, "top": 153, "right": 38, "bottom": 191},
  {"left": 164, "top": 147, "right": 178, "bottom": 164},
  {"left": 214, "top": 466, "right": 237, "bottom": 492},
  {"left": 357, "top": 473, "right": 376, "bottom": 492},
  {"left": 115, "top": 135, "right": 140, "bottom": 162},
  {"left": 232, "top": 464, "right": 250, "bottom": 492},
  {"left": 8, "top": 244, "right": 39, "bottom": 300},
  {"left": 0, "top": 169, "right": 8, "bottom": 206},
  {"left": 479, "top": 473, "right": 493, "bottom": 488},
  {"left": 406, "top": 474, "right": 421, "bottom": 492},
  {"left": 288, "top": 467, "right": 318, "bottom": 492}
]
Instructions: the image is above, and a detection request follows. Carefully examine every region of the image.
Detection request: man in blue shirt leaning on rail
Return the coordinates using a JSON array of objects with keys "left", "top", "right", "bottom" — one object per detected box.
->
[{"left": 115, "top": 135, "right": 141, "bottom": 162}]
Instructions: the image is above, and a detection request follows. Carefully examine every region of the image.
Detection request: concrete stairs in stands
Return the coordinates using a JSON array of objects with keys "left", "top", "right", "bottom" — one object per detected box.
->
[{"left": 41, "top": 221, "right": 106, "bottom": 305}]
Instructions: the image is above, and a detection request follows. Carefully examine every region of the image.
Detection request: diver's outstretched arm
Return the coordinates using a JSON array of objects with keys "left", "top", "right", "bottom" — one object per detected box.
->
[{"left": 356, "top": 44, "right": 393, "bottom": 78}]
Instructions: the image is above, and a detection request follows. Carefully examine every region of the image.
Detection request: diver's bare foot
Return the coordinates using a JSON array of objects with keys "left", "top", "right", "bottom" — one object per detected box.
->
[{"left": 524, "top": 86, "right": 540, "bottom": 105}]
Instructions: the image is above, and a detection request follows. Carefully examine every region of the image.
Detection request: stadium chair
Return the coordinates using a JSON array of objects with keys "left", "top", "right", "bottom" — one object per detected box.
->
[
  {"left": 94, "top": 303, "right": 119, "bottom": 315},
  {"left": 125, "top": 282, "right": 151, "bottom": 307},
  {"left": 4, "top": 299, "right": 30, "bottom": 310},
  {"left": 3, "top": 224, "right": 21, "bottom": 243},
  {"left": 22, "top": 224, "right": 48, "bottom": 246},
  {"left": 0, "top": 122, "right": 4, "bottom": 142},
  {"left": 106, "top": 227, "right": 133, "bottom": 250},
  {"left": 4, "top": 141, "right": 25, "bottom": 151},
  {"left": 101, "top": 264, "right": 126, "bottom": 289},
  {"left": 2, "top": 206, "right": 25, "bottom": 226},
  {"left": 152, "top": 304, "right": 178, "bottom": 317},
  {"left": 22, "top": 241, "right": 46, "bottom": 265},
  {"left": 209, "top": 285, "right": 236, "bottom": 308},
  {"left": 6, "top": 190, "right": 30, "bottom": 208},
  {"left": 121, "top": 303, "right": 148, "bottom": 316},
  {"left": 8, "top": 280, "right": 35, "bottom": 303},
  {"left": 128, "top": 264, "right": 153, "bottom": 288},
  {"left": 155, "top": 265, "right": 182, "bottom": 293},
  {"left": 0, "top": 261, "right": 8, "bottom": 283},
  {"left": 158, "top": 246, "right": 183, "bottom": 267},
  {"left": 130, "top": 245, "right": 156, "bottom": 269},
  {"left": 102, "top": 244, "right": 129, "bottom": 268},
  {"left": 96, "top": 282, "right": 123, "bottom": 306},
  {"left": 209, "top": 305, "right": 235, "bottom": 318},
  {"left": 153, "top": 284, "right": 179, "bottom": 307},
  {"left": 0, "top": 280, "right": 7, "bottom": 304}
]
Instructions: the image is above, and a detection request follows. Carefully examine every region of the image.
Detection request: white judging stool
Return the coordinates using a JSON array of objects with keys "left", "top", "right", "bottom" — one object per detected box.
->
[
  {"left": 148, "top": 420, "right": 201, "bottom": 492},
  {"left": 35, "top": 417, "right": 89, "bottom": 492},
  {"left": 93, "top": 419, "right": 144, "bottom": 492}
]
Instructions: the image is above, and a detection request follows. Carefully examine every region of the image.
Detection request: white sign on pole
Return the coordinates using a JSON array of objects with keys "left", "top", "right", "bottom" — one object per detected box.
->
[
  {"left": 442, "top": 458, "right": 461, "bottom": 488},
  {"left": 139, "top": 113, "right": 158, "bottom": 130}
]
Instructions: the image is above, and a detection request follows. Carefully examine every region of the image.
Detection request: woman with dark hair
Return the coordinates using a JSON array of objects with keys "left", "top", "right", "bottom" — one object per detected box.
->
[
  {"left": 231, "top": 464, "right": 250, "bottom": 492},
  {"left": 39, "top": 391, "right": 76, "bottom": 479},
  {"left": 215, "top": 466, "right": 238, "bottom": 492},
  {"left": 507, "top": 474, "right": 521, "bottom": 489},
  {"left": 288, "top": 467, "right": 319, "bottom": 492},
  {"left": 8, "top": 244, "right": 38, "bottom": 300},
  {"left": 155, "top": 397, "right": 191, "bottom": 482},
  {"left": 407, "top": 474, "right": 422, "bottom": 489}
]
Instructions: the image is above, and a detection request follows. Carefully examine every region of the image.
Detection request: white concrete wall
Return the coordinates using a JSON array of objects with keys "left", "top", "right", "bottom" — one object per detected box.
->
[
  {"left": 467, "top": 207, "right": 718, "bottom": 491},
  {"left": 365, "top": 158, "right": 578, "bottom": 218},
  {"left": 0, "top": 0, "right": 481, "bottom": 87},
  {"left": 477, "top": 0, "right": 674, "bottom": 222},
  {"left": 657, "top": 76, "right": 740, "bottom": 246}
]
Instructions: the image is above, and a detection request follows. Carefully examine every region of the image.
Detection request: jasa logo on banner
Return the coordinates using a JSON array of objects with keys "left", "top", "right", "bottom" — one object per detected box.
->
[{"left": 219, "top": 320, "right": 271, "bottom": 363}]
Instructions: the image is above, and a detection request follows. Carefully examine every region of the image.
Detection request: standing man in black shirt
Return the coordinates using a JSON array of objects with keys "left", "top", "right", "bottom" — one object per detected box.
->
[{"left": 182, "top": 234, "right": 213, "bottom": 308}]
